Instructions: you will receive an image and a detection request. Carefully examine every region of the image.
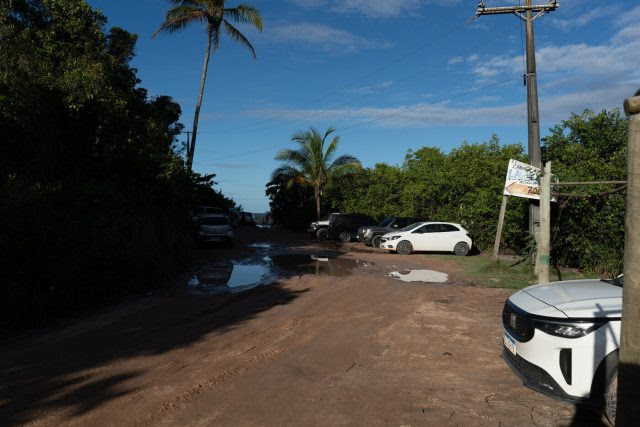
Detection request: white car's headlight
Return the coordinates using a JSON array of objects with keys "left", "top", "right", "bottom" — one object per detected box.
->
[
  {"left": 535, "top": 321, "right": 604, "bottom": 338},
  {"left": 388, "top": 235, "right": 401, "bottom": 241}
]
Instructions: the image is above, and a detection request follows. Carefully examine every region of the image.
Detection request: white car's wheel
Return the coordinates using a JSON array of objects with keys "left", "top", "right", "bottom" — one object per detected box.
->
[
  {"left": 396, "top": 240, "right": 413, "bottom": 255},
  {"left": 605, "top": 367, "right": 617, "bottom": 425},
  {"left": 454, "top": 242, "right": 470, "bottom": 256}
]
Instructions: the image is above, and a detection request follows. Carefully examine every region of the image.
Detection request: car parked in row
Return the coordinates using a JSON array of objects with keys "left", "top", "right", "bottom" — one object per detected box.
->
[
  {"left": 357, "top": 216, "right": 423, "bottom": 248},
  {"left": 380, "top": 221, "right": 472, "bottom": 255},
  {"left": 327, "top": 213, "right": 377, "bottom": 242},
  {"left": 307, "top": 212, "right": 340, "bottom": 241},
  {"left": 501, "top": 275, "right": 623, "bottom": 424},
  {"left": 195, "top": 214, "right": 234, "bottom": 247}
]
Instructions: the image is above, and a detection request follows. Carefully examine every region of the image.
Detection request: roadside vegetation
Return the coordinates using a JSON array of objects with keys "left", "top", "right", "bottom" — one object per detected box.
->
[
  {"left": 268, "top": 110, "right": 628, "bottom": 277},
  {"left": 0, "top": 0, "right": 234, "bottom": 330}
]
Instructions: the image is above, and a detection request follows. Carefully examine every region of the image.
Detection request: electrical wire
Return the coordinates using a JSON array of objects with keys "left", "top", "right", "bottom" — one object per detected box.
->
[{"left": 194, "top": 77, "right": 517, "bottom": 164}]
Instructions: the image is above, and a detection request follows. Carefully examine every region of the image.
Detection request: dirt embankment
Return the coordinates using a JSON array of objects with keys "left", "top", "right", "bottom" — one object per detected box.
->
[{"left": 0, "top": 227, "right": 605, "bottom": 426}]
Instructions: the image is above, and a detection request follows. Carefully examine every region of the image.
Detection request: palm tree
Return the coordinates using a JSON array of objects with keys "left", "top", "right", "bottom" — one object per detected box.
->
[
  {"left": 154, "top": 0, "right": 262, "bottom": 171},
  {"left": 272, "top": 127, "right": 362, "bottom": 220}
]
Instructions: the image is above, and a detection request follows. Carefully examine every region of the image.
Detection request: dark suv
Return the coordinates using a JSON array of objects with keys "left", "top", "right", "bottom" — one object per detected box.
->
[
  {"left": 356, "top": 216, "right": 423, "bottom": 247},
  {"left": 327, "top": 213, "right": 377, "bottom": 242}
]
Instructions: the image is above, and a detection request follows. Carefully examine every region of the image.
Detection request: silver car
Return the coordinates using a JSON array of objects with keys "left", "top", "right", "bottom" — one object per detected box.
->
[{"left": 197, "top": 214, "right": 234, "bottom": 246}]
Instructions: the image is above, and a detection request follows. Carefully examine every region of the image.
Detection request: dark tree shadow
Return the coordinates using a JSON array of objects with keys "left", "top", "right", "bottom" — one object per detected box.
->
[{"left": 0, "top": 282, "right": 307, "bottom": 424}]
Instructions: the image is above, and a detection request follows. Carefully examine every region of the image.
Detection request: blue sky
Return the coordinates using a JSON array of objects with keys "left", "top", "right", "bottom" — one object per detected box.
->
[{"left": 87, "top": 0, "right": 640, "bottom": 212}]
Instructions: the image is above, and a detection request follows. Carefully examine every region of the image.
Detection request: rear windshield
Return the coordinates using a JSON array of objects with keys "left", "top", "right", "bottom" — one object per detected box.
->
[{"left": 200, "top": 217, "right": 229, "bottom": 225}]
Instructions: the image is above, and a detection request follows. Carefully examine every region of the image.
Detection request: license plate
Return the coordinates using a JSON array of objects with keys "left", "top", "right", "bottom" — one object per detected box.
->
[{"left": 503, "top": 333, "right": 517, "bottom": 356}]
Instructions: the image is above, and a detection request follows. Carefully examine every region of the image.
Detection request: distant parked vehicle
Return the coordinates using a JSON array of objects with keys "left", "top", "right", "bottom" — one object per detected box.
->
[
  {"left": 380, "top": 222, "right": 472, "bottom": 255},
  {"left": 194, "top": 206, "right": 227, "bottom": 217},
  {"left": 327, "top": 213, "right": 377, "bottom": 242},
  {"left": 357, "top": 216, "right": 423, "bottom": 248},
  {"left": 196, "top": 214, "right": 234, "bottom": 247},
  {"left": 241, "top": 212, "right": 257, "bottom": 226},
  {"left": 307, "top": 213, "right": 340, "bottom": 241}
]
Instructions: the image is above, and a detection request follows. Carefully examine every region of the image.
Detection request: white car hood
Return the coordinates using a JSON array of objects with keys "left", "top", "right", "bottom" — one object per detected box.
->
[{"left": 523, "top": 279, "right": 622, "bottom": 319}]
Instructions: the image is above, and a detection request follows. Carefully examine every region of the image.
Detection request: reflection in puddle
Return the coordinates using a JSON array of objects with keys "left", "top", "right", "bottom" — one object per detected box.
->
[
  {"left": 188, "top": 260, "right": 276, "bottom": 295},
  {"left": 271, "top": 255, "right": 372, "bottom": 277},
  {"left": 386, "top": 269, "right": 448, "bottom": 283},
  {"left": 188, "top": 254, "right": 372, "bottom": 295},
  {"left": 249, "top": 242, "right": 273, "bottom": 249}
]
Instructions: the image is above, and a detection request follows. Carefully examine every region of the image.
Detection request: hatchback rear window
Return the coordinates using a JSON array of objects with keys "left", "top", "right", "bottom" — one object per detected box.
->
[{"left": 200, "top": 217, "right": 229, "bottom": 225}]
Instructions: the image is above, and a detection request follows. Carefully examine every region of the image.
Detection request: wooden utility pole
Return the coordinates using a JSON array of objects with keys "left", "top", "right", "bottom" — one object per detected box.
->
[
  {"left": 492, "top": 196, "right": 508, "bottom": 263},
  {"left": 538, "top": 162, "right": 551, "bottom": 283},
  {"left": 617, "top": 90, "right": 640, "bottom": 426},
  {"left": 476, "top": 1, "right": 558, "bottom": 242}
]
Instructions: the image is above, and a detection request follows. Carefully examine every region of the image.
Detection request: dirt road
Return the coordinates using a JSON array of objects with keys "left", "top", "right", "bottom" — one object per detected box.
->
[{"left": 0, "top": 228, "right": 604, "bottom": 426}]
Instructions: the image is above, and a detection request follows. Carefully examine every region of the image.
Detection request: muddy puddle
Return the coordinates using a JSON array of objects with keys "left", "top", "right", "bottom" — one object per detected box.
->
[
  {"left": 272, "top": 254, "right": 372, "bottom": 277},
  {"left": 386, "top": 269, "right": 449, "bottom": 283},
  {"left": 188, "top": 260, "right": 276, "bottom": 295},
  {"left": 248, "top": 242, "right": 273, "bottom": 249},
  {"left": 189, "top": 254, "right": 373, "bottom": 295}
]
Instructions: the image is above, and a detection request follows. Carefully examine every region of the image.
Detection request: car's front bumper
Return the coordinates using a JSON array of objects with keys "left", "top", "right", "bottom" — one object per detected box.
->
[{"left": 380, "top": 238, "right": 399, "bottom": 250}]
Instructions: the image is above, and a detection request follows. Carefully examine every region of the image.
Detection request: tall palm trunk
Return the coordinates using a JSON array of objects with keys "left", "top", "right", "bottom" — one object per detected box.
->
[
  {"left": 314, "top": 186, "right": 321, "bottom": 220},
  {"left": 187, "top": 23, "right": 213, "bottom": 171}
]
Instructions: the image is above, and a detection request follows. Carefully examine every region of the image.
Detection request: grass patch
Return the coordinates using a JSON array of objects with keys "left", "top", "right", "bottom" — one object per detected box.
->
[{"left": 435, "top": 254, "right": 592, "bottom": 289}]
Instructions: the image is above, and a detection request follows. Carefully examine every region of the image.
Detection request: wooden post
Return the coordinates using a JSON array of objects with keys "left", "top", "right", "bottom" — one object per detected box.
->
[
  {"left": 492, "top": 196, "right": 508, "bottom": 263},
  {"left": 617, "top": 91, "right": 640, "bottom": 426},
  {"left": 537, "top": 161, "right": 550, "bottom": 284}
]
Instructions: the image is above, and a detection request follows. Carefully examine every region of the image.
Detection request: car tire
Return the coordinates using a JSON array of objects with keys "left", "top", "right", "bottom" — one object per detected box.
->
[
  {"left": 316, "top": 228, "right": 328, "bottom": 241},
  {"left": 604, "top": 367, "right": 617, "bottom": 425},
  {"left": 339, "top": 231, "right": 352, "bottom": 242},
  {"left": 454, "top": 242, "right": 470, "bottom": 256},
  {"left": 396, "top": 240, "right": 413, "bottom": 255},
  {"left": 371, "top": 235, "right": 382, "bottom": 248}
]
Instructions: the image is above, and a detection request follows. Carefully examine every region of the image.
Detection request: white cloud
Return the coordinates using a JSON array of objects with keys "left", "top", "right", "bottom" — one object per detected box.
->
[
  {"left": 287, "top": 0, "right": 460, "bottom": 18},
  {"left": 448, "top": 56, "right": 464, "bottom": 65},
  {"left": 551, "top": 6, "right": 617, "bottom": 31},
  {"left": 246, "top": 84, "right": 634, "bottom": 128},
  {"left": 347, "top": 81, "right": 395, "bottom": 94},
  {"left": 470, "top": 20, "right": 640, "bottom": 85},
  {"left": 267, "top": 23, "right": 392, "bottom": 52}
]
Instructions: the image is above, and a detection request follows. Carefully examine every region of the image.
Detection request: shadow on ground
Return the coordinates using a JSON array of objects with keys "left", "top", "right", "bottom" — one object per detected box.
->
[{"left": 0, "top": 282, "right": 306, "bottom": 424}]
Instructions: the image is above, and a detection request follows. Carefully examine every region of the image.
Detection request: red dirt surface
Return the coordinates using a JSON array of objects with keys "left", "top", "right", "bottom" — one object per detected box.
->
[{"left": 0, "top": 228, "right": 606, "bottom": 426}]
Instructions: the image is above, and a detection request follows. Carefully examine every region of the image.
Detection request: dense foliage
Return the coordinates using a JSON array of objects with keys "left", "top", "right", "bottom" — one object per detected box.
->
[
  {"left": 0, "top": 0, "right": 233, "bottom": 329},
  {"left": 269, "top": 111, "right": 629, "bottom": 275},
  {"left": 543, "top": 109, "right": 628, "bottom": 275}
]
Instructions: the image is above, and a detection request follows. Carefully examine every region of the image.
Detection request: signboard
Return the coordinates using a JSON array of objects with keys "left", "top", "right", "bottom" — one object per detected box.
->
[{"left": 503, "top": 159, "right": 541, "bottom": 200}]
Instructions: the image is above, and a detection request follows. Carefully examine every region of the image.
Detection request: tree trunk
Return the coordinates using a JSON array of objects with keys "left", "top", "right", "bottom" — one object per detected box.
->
[
  {"left": 187, "top": 23, "right": 213, "bottom": 171},
  {"left": 315, "top": 187, "right": 321, "bottom": 220}
]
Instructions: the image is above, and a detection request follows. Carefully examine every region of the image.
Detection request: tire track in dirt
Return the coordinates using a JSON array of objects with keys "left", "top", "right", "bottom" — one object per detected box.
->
[{"left": 134, "top": 316, "right": 305, "bottom": 425}]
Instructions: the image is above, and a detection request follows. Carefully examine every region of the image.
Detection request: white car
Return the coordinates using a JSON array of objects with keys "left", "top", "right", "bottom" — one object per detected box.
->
[
  {"left": 379, "top": 222, "right": 472, "bottom": 256},
  {"left": 502, "top": 276, "right": 623, "bottom": 423},
  {"left": 197, "top": 214, "right": 234, "bottom": 246}
]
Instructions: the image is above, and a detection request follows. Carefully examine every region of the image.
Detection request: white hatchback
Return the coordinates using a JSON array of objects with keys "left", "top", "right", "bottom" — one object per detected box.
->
[{"left": 379, "top": 222, "right": 472, "bottom": 256}]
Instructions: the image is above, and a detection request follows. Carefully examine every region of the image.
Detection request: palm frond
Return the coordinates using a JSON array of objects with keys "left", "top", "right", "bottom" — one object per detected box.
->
[
  {"left": 224, "top": 4, "right": 263, "bottom": 31},
  {"left": 222, "top": 19, "right": 257, "bottom": 58},
  {"left": 275, "top": 148, "right": 310, "bottom": 169},
  {"left": 153, "top": 6, "right": 206, "bottom": 36}
]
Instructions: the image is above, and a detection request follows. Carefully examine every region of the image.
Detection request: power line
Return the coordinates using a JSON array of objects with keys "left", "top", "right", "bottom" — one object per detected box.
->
[{"left": 194, "top": 77, "right": 517, "bottom": 164}]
